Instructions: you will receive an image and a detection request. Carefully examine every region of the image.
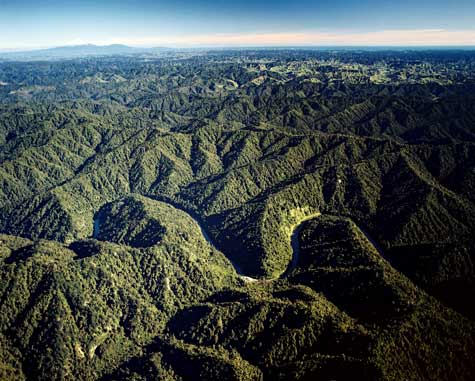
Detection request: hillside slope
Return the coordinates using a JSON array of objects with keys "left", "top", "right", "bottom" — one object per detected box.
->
[{"left": 0, "top": 50, "right": 474, "bottom": 379}]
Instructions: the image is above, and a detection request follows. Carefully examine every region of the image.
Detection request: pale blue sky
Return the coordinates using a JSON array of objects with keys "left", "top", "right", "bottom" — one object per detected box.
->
[{"left": 0, "top": 0, "right": 474, "bottom": 48}]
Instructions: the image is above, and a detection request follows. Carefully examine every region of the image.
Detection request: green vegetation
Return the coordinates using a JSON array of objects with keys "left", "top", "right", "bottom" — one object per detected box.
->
[{"left": 0, "top": 49, "right": 474, "bottom": 379}]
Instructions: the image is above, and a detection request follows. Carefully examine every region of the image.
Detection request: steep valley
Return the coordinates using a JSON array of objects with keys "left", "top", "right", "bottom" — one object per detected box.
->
[{"left": 0, "top": 49, "right": 474, "bottom": 380}]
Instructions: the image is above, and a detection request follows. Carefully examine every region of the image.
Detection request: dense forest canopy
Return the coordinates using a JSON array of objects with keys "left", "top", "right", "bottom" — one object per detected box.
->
[{"left": 0, "top": 49, "right": 474, "bottom": 380}]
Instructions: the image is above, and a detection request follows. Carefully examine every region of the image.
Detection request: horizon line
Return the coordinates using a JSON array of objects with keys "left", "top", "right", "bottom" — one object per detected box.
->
[
  {"left": 2, "top": 29, "right": 475, "bottom": 51},
  {"left": 3, "top": 45, "right": 475, "bottom": 54}
]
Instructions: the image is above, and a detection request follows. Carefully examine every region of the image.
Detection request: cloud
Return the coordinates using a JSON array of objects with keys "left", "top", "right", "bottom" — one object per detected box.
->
[
  {"left": 7, "top": 29, "right": 473, "bottom": 49},
  {"left": 85, "top": 29, "right": 475, "bottom": 47}
]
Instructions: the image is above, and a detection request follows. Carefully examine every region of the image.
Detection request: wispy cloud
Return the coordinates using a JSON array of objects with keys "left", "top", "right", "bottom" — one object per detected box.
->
[
  {"left": 4, "top": 29, "right": 475, "bottom": 50},
  {"left": 82, "top": 29, "right": 475, "bottom": 47}
]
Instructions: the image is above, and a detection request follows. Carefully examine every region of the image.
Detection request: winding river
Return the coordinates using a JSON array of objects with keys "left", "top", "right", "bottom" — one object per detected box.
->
[
  {"left": 92, "top": 196, "right": 384, "bottom": 282},
  {"left": 142, "top": 197, "right": 323, "bottom": 281},
  {"left": 139, "top": 198, "right": 324, "bottom": 281},
  {"left": 284, "top": 213, "right": 322, "bottom": 277}
]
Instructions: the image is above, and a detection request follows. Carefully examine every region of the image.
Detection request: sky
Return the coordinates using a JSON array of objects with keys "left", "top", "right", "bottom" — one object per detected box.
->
[{"left": 0, "top": 0, "right": 474, "bottom": 49}]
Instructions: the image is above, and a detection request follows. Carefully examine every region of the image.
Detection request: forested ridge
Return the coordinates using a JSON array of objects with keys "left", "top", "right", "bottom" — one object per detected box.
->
[{"left": 0, "top": 49, "right": 474, "bottom": 380}]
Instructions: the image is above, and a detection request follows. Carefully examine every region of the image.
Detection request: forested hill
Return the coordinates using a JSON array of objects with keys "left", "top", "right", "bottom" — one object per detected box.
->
[{"left": 0, "top": 49, "right": 474, "bottom": 380}]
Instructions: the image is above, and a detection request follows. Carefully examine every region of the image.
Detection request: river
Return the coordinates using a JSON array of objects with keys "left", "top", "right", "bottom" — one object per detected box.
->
[{"left": 92, "top": 197, "right": 387, "bottom": 282}]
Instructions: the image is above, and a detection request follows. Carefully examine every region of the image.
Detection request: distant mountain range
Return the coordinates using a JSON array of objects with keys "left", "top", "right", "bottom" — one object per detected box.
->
[
  {"left": 0, "top": 44, "right": 171, "bottom": 60},
  {"left": 2, "top": 44, "right": 475, "bottom": 62}
]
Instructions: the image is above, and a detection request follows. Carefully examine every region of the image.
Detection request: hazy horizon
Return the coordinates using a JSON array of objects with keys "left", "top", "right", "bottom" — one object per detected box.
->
[
  {"left": 1, "top": 0, "right": 474, "bottom": 49},
  {"left": 2, "top": 43, "right": 475, "bottom": 54}
]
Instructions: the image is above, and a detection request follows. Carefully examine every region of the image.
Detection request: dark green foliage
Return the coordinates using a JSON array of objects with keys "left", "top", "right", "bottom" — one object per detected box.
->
[{"left": 0, "top": 49, "right": 475, "bottom": 379}]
